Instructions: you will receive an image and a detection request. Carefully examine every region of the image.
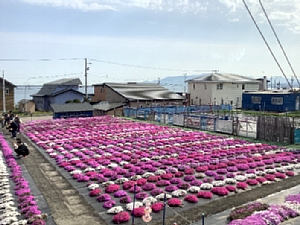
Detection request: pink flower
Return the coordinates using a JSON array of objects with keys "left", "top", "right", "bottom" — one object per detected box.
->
[
  {"left": 151, "top": 202, "right": 164, "bottom": 212},
  {"left": 132, "top": 207, "right": 145, "bottom": 217},
  {"left": 112, "top": 211, "right": 131, "bottom": 224},
  {"left": 89, "top": 188, "right": 102, "bottom": 197},
  {"left": 236, "top": 182, "right": 248, "bottom": 190},
  {"left": 167, "top": 198, "right": 183, "bottom": 207},
  {"left": 184, "top": 195, "right": 198, "bottom": 203},
  {"left": 211, "top": 187, "right": 229, "bottom": 196},
  {"left": 105, "top": 184, "right": 120, "bottom": 193}
]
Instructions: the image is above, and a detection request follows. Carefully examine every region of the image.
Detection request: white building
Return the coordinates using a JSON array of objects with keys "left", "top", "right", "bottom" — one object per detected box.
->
[{"left": 187, "top": 73, "right": 260, "bottom": 108}]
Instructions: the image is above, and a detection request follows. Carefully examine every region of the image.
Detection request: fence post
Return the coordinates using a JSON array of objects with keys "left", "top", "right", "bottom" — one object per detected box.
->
[
  {"left": 202, "top": 213, "right": 205, "bottom": 225},
  {"left": 162, "top": 193, "right": 167, "bottom": 225},
  {"left": 131, "top": 184, "right": 136, "bottom": 225}
]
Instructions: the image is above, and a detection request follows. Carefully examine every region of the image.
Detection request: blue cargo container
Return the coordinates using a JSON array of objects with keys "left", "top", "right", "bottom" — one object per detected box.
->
[{"left": 242, "top": 91, "right": 300, "bottom": 112}]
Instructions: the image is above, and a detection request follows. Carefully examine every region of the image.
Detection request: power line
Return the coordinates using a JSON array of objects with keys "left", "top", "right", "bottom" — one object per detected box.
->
[
  {"left": 89, "top": 58, "right": 214, "bottom": 73},
  {"left": 258, "top": 0, "right": 300, "bottom": 88},
  {"left": 242, "top": 0, "right": 292, "bottom": 89},
  {"left": 0, "top": 58, "right": 84, "bottom": 61}
]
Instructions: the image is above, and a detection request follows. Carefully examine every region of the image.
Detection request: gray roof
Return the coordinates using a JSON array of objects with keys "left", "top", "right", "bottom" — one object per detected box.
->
[
  {"left": 187, "top": 73, "right": 260, "bottom": 83},
  {"left": 93, "top": 102, "right": 125, "bottom": 111},
  {"left": 95, "top": 82, "right": 184, "bottom": 101},
  {"left": 45, "top": 78, "right": 82, "bottom": 86},
  {"left": 51, "top": 102, "right": 93, "bottom": 113}
]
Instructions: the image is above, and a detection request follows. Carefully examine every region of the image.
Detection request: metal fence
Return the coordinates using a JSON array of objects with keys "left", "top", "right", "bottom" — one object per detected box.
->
[{"left": 124, "top": 106, "right": 300, "bottom": 144}]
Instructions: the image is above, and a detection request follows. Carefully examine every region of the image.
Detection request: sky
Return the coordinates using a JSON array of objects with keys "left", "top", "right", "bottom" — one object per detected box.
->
[{"left": 0, "top": 0, "right": 300, "bottom": 86}]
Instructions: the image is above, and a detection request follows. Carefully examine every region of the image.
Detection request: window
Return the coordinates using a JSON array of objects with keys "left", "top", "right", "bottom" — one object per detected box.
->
[
  {"left": 204, "top": 84, "right": 207, "bottom": 90},
  {"left": 271, "top": 97, "right": 283, "bottom": 105},
  {"left": 193, "top": 84, "right": 195, "bottom": 90},
  {"left": 251, "top": 96, "right": 262, "bottom": 104},
  {"left": 5, "top": 88, "right": 9, "bottom": 95},
  {"left": 217, "top": 83, "right": 223, "bottom": 90},
  {"left": 242, "top": 84, "right": 245, "bottom": 90}
]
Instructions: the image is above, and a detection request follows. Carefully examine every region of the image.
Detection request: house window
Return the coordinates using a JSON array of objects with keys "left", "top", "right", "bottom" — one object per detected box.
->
[
  {"left": 242, "top": 84, "right": 245, "bottom": 90},
  {"left": 217, "top": 83, "right": 223, "bottom": 90},
  {"left": 193, "top": 84, "right": 195, "bottom": 90},
  {"left": 271, "top": 97, "right": 283, "bottom": 105},
  {"left": 5, "top": 88, "right": 9, "bottom": 95},
  {"left": 100, "top": 88, "right": 104, "bottom": 93},
  {"left": 251, "top": 96, "right": 262, "bottom": 104},
  {"left": 204, "top": 84, "right": 207, "bottom": 90}
]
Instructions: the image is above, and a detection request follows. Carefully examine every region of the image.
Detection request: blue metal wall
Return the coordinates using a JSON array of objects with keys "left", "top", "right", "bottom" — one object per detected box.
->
[
  {"left": 242, "top": 92, "right": 299, "bottom": 112},
  {"left": 53, "top": 111, "right": 93, "bottom": 119}
]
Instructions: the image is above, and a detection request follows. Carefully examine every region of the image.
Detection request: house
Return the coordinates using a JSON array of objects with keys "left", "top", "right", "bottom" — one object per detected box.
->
[
  {"left": 187, "top": 72, "right": 260, "bottom": 108},
  {"left": 91, "top": 82, "right": 184, "bottom": 107},
  {"left": 93, "top": 102, "right": 125, "bottom": 116},
  {"left": 51, "top": 102, "right": 94, "bottom": 119},
  {"left": 0, "top": 78, "right": 17, "bottom": 112},
  {"left": 18, "top": 99, "right": 35, "bottom": 113},
  {"left": 242, "top": 90, "right": 300, "bottom": 112},
  {"left": 31, "top": 78, "right": 84, "bottom": 111}
]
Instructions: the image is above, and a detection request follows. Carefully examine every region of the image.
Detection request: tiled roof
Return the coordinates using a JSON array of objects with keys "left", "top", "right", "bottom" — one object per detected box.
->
[
  {"left": 93, "top": 102, "right": 125, "bottom": 111},
  {"left": 95, "top": 82, "right": 184, "bottom": 101},
  {"left": 45, "top": 78, "right": 82, "bottom": 86},
  {"left": 187, "top": 73, "right": 260, "bottom": 83},
  {"left": 51, "top": 88, "right": 84, "bottom": 97},
  {"left": 51, "top": 102, "right": 93, "bottom": 113}
]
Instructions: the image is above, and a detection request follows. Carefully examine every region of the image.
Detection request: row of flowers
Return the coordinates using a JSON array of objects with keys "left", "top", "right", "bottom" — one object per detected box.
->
[
  {"left": 21, "top": 116, "right": 300, "bottom": 223},
  {"left": 228, "top": 192, "right": 300, "bottom": 225},
  {"left": 0, "top": 134, "right": 47, "bottom": 225}
]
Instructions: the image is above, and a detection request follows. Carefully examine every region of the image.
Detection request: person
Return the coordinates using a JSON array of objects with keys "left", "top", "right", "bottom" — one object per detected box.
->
[
  {"left": 13, "top": 139, "right": 30, "bottom": 159},
  {"left": 7, "top": 120, "right": 18, "bottom": 139},
  {"left": 14, "top": 115, "right": 22, "bottom": 132}
]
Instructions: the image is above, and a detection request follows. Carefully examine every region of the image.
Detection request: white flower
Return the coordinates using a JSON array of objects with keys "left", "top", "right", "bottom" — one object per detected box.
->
[
  {"left": 155, "top": 170, "right": 166, "bottom": 175},
  {"left": 200, "top": 183, "right": 213, "bottom": 190},
  {"left": 294, "top": 164, "right": 300, "bottom": 169},
  {"left": 141, "top": 158, "right": 150, "bottom": 161},
  {"left": 102, "top": 181, "right": 115, "bottom": 187},
  {"left": 151, "top": 156, "right": 161, "bottom": 160},
  {"left": 187, "top": 186, "right": 200, "bottom": 193},
  {"left": 275, "top": 167, "right": 286, "bottom": 173},
  {"left": 108, "top": 163, "right": 118, "bottom": 168},
  {"left": 265, "top": 169, "right": 276, "bottom": 174},
  {"left": 106, "top": 206, "right": 123, "bottom": 214},
  {"left": 130, "top": 175, "right": 141, "bottom": 181},
  {"left": 155, "top": 194, "right": 172, "bottom": 200},
  {"left": 70, "top": 157, "right": 80, "bottom": 161},
  {"left": 284, "top": 165, "right": 294, "bottom": 170},
  {"left": 87, "top": 184, "right": 99, "bottom": 190},
  {"left": 142, "top": 197, "right": 157, "bottom": 205},
  {"left": 170, "top": 153, "right": 178, "bottom": 157},
  {"left": 84, "top": 168, "right": 95, "bottom": 172},
  {"left": 212, "top": 181, "right": 225, "bottom": 187},
  {"left": 119, "top": 161, "right": 128, "bottom": 166},
  {"left": 96, "top": 165, "right": 105, "bottom": 170},
  {"left": 171, "top": 190, "right": 187, "bottom": 197},
  {"left": 195, "top": 173, "right": 206, "bottom": 178},
  {"left": 115, "top": 178, "right": 128, "bottom": 184},
  {"left": 70, "top": 170, "right": 82, "bottom": 175},
  {"left": 70, "top": 149, "right": 79, "bottom": 153},
  {"left": 255, "top": 171, "right": 265, "bottom": 176},
  {"left": 262, "top": 181, "right": 272, "bottom": 185},
  {"left": 126, "top": 202, "right": 143, "bottom": 211},
  {"left": 245, "top": 173, "right": 256, "bottom": 179},
  {"left": 235, "top": 175, "right": 246, "bottom": 181},
  {"left": 225, "top": 178, "right": 236, "bottom": 184},
  {"left": 142, "top": 172, "right": 155, "bottom": 178}
]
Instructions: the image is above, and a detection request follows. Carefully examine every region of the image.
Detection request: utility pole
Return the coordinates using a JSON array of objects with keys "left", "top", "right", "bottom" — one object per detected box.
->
[
  {"left": 84, "top": 58, "right": 89, "bottom": 100},
  {"left": 2, "top": 71, "right": 6, "bottom": 112}
]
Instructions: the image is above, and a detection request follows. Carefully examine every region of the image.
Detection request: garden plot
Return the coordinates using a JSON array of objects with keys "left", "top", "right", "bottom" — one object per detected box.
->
[{"left": 22, "top": 116, "right": 300, "bottom": 224}]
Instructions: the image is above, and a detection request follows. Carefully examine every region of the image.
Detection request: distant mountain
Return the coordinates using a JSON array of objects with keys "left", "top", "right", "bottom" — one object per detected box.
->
[{"left": 145, "top": 75, "right": 201, "bottom": 92}]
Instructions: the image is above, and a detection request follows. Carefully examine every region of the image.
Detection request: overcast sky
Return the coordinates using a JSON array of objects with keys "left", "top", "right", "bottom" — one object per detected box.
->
[{"left": 0, "top": 0, "right": 300, "bottom": 85}]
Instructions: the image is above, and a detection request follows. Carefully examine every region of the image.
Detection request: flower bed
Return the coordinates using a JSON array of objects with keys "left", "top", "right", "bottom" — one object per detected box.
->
[
  {"left": 21, "top": 116, "right": 300, "bottom": 223},
  {"left": 0, "top": 135, "right": 47, "bottom": 225}
]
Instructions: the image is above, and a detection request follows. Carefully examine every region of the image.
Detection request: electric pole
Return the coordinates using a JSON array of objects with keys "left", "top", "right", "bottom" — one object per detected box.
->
[
  {"left": 84, "top": 58, "right": 89, "bottom": 100},
  {"left": 2, "top": 71, "right": 6, "bottom": 112}
]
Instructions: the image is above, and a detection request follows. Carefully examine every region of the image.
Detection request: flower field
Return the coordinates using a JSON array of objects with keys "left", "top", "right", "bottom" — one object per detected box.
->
[
  {"left": 22, "top": 116, "right": 300, "bottom": 224},
  {"left": 0, "top": 135, "right": 47, "bottom": 225}
]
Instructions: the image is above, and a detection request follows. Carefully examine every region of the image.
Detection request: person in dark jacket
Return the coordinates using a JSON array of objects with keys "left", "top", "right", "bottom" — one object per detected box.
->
[
  {"left": 13, "top": 139, "right": 30, "bottom": 158},
  {"left": 7, "top": 120, "right": 18, "bottom": 138}
]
